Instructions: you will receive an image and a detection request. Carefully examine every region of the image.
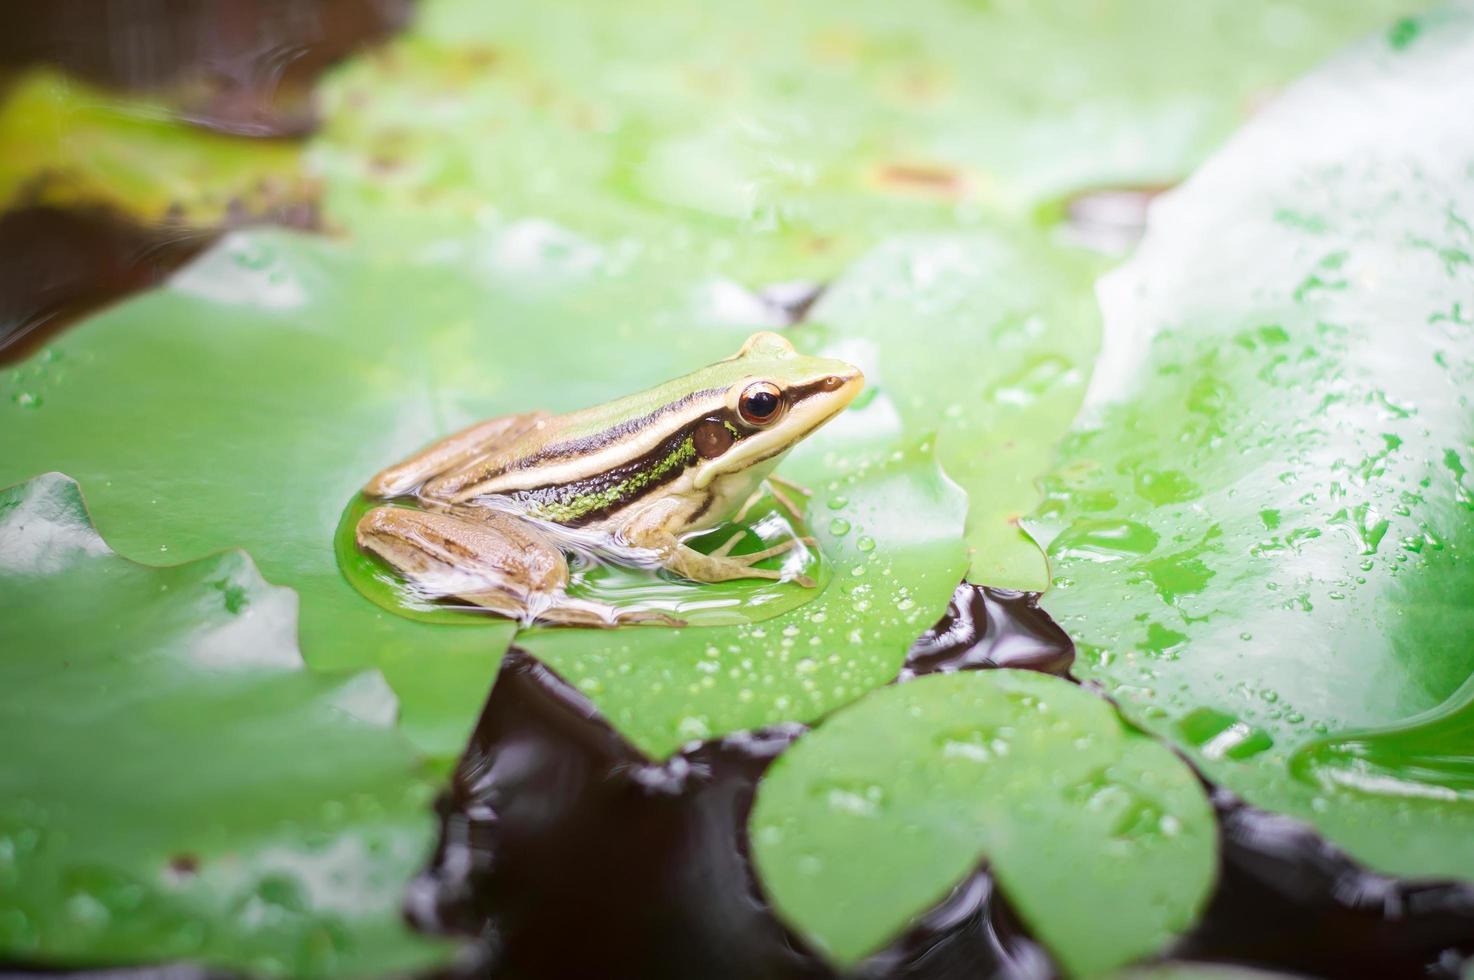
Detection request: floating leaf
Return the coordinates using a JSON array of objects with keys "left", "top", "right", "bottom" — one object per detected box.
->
[
  {"left": 520, "top": 430, "right": 968, "bottom": 759},
  {"left": 0, "top": 473, "right": 449, "bottom": 976},
  {"left": 312, "top": 0, "right": 1414, "bottom": 280},
  {"left": 750, "top": 670, "right": 1216, "bottom": 975},
  {"left": 802, "top": 230, "right": 1102, "bottom": 589},
  {"left": 0, "top": 70, "right": 309, "bottom": 226},
  {"left": 0, "top": 225, "right": 964, "bottom": 759},
  {"left": 1027, "top": 5, "right": 1474, "bottom": 878}
]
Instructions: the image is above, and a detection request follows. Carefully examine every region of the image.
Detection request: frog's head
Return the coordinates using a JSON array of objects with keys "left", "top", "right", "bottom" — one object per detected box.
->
[{"left": 691, "top": 331, "right": 863, "bottom": 490}]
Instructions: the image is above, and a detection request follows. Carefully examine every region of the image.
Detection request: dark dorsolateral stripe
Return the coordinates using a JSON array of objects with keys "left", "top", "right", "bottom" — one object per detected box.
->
[{"left": 516, "top": 412, "right": 745, "bottom": 527}]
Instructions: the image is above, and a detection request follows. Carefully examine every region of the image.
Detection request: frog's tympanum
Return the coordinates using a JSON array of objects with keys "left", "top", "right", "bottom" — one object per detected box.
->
[{"left": 356, "top": 332, "right": 863, "bottom": 626}]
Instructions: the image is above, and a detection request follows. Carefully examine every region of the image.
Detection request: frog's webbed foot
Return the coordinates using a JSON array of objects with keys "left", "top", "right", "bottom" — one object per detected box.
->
[
  {"left": 711, "top": 534, "right": 815, "bottom": 563},
  {"left": 356, "top": 506, "right": 681, "bottom": 627},
  {"left": 728, "top": 537, "right": 817, "bottom": 588},
  {"left": 659, "top": 536, "right": 817, "bottom": 589}
]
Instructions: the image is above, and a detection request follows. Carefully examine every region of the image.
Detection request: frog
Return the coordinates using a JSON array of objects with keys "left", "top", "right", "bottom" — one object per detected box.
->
[{"left": 356, "top": 331, "right": 864, "bottom": 627}]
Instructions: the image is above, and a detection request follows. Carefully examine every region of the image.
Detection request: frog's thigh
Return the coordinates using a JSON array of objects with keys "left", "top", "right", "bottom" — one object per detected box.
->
[
  {"left": 365, "top": 411, "right": 549, "bottom": 497},
  {"left": 356, "top": 506, "right": 567, "bottom": 611}
]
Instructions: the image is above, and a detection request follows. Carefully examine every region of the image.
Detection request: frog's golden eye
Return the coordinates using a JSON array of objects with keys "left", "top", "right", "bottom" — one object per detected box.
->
[{"left": 739, "top": 381, "right": 784, "bottom": 426}]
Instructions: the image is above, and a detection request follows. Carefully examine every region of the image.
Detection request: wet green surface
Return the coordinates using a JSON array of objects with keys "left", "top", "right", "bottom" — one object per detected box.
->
[
  {"left": 315, "top": 0, "right": 1419, "bottom": 281},
  {"left": 0, "top": 474, "right": 450, "bottom": 977},
  {"left": 1027, "top": 4, "right": 1474, "bottom": 878},
  {"left": 802, "top": 230, "right": 1102, "bottom": 588},
  {"left": 751, "top": 670, "right": 1215, "bottom": 975}
]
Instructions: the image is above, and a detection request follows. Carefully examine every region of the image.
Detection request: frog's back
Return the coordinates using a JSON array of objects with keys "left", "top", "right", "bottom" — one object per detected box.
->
[{"left": 422, "top": 332, "right": 848, "bottom": 522}]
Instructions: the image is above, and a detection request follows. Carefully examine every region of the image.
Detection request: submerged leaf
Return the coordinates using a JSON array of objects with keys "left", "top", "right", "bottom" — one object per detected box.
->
[
  {"left": 750, "top": 670, "right": 1216, "bottom": 975},
  {"left": 0, "top": 473, "right": 449, "bottom": 976},
  {"left": 0, "top": 70, "right": 308, "bottom": 226},
  {"left": 1027, "top": 4, "right": 1474, "bottom": 878}
]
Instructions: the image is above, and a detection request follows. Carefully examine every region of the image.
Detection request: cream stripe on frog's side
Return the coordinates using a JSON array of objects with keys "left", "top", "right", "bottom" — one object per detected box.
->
[{"left": 424, "top": 387, "right": 731, "bottom": 501}]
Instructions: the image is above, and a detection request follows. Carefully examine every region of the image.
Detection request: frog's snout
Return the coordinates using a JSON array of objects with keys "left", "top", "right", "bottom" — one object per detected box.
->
[{"left": 822, "top": 365, "right": 865, "bottom": 411}]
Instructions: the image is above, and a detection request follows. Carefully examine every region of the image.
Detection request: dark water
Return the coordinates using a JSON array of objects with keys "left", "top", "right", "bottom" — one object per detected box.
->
[
  {"left": 899, "top": 584, "right": 1075, "bottom": 680},
  {"left": 407, "top": 585, "right": 1069, "bottom": 980},
  {"left": 0, "top": 0, "right": 412, "bottom": 137},
  {"left": 1173, "top": 788, "right": 1474, "bottom": 977},
  {"left": 408, "top": 584, "right": 1474, "bottom": 980},
  {"left": 0, "top": 208, "right": 218, "bottom": 363}
]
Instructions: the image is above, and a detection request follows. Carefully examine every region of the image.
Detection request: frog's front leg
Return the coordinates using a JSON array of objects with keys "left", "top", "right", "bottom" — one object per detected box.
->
[
  {"left": 364, "top": 411, "right": 549, "bottom": 497},
  {"left": 356, "top": 506, "right": 678, "bottom": 626},
  {"left": 623, "top": 500, "right": 817, "bottom": 589}
]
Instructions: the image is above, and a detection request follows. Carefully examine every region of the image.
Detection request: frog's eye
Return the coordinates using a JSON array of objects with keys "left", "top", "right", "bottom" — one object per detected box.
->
[{"left": 739, "top": 381, "right": 784, "bottom": 426}]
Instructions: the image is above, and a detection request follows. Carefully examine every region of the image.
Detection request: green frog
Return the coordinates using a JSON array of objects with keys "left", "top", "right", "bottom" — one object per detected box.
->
[{"left": 356, "top": 331, "right": 863, "bottom": 626}]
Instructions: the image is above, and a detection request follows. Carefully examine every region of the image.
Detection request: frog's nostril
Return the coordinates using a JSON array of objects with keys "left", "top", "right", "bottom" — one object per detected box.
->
[{"left": 820, "top": 375, "right": 844, "bottom": 392}]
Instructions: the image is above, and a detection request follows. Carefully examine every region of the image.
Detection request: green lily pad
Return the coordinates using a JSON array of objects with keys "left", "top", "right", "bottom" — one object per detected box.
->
[
  {"left": 0, "top": 224, "right": 967, "bottom": 760},
  {"left": 750, "top": 669, "right": 1216, "bottom": 975},
  {"left": 520, "top": 428, "right": 968, "bottom": 759},
  {"left": 0, "top": 70, "right": 309, "bottom": 226},
  {"left": 0, "top": 230, "right": 521, "bottom": 760},
  {"left": 0, "top": 473, "right": 450, "bottom": 976},
  {"left": 1026, "top": 5, "right": 1474, "bottom": 878},
  {"left": 801, "top": 230, "right": 1102, "bottom": 590},
  {"left": 312, "top": 0, "right": 1416, "bottom": 281}
]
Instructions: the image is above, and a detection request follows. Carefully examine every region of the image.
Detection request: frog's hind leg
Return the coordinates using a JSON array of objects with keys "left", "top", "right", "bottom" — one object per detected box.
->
[
  {"left": 356, "top": 506, "right": 561, "bottom": 617},
  {"left": 356, "top": 506, "right": 679, "bottom": 627},
  {"left": 364, "top": 411, "right": 549, "bottom": 497}
]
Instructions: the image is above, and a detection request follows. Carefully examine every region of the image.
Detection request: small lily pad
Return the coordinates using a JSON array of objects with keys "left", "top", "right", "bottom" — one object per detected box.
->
[
  {"left": 749, "top": 669, "right": 1216, "bottom": 975},
  {"left": 0, "top": 473, "right": 450, "bottom": 976}
]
